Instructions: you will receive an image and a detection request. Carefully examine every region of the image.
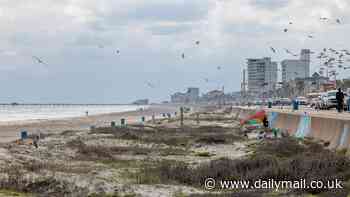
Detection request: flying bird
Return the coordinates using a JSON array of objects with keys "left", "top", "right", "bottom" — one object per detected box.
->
[
  {"left": 195, "top": 41, "right": 200, "bottom": 45},
  {"left": 32, "top": 56, "right": 47, "bottom": 66},
  {"left": 289, "top": 22, "right": 293, "bottom": 25},
  {"left": 270, "top": 47, "right": 276, "bottom": 53},
  {"left": 283, "top": 28, "right": 288, "bottom": 33},
  {"left": 336, "top": 19, "right": 341, "bottom": 24},
  {"left": 116, "top": 50, "right": 120, "bottom": 54},
  {"left": 146, "top": 82, "right": 155, "bottom": 88},
  {"left": 320, "top": 17, "right": 328, "bottom": 21}
]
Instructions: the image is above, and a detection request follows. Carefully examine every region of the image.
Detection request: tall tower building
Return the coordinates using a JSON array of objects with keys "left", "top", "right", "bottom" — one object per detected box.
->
[
  {"left": 247, "top": 57, "right": 278, "bottom": 95},
  {"left": 282, "top": 49, "right": 310, "bottom": 82}
]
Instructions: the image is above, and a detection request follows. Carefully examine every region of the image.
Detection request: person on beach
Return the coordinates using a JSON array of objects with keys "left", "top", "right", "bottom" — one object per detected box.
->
[{"left": 336, "top": 88, "right": 344, "bottom": 113}]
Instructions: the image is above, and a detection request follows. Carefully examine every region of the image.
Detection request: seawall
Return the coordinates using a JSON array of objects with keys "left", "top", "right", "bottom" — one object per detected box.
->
[{"left": 234, "top": 107, "right": 350, "bottom": 149}]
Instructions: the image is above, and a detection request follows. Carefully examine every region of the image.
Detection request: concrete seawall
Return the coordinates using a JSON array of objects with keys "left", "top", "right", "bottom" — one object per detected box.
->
[{"left": 234, "top": 107, "right": 350, "bottom": 149}]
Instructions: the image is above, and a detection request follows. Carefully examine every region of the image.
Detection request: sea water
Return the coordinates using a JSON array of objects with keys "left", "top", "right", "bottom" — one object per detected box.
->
[{"left": 0, "top": 104, "right": 148, "bottom": 122}]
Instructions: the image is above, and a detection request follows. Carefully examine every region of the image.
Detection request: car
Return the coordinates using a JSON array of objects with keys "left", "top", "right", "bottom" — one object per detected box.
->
[
  {"left": 321, "top": 90, "right": 348, "bottom": 110},
  {"left": 296, "top": 96, "right": 309, "bottom": 105},
  {"left": 279, "top": 98, "right": 292, "bottom": 105}
]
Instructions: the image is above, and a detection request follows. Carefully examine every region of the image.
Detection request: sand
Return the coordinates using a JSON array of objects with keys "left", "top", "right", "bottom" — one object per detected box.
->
[{"left": 0, "top": 104, "right": 178, "bottom": 143}]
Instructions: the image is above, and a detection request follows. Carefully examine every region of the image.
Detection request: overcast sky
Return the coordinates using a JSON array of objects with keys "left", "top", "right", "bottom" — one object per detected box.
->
[{"left": 0, "top": 0, "right": 349, "bottom": 103}]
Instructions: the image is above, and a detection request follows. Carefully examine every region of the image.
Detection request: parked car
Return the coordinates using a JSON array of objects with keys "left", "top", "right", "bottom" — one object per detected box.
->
[
  {"left": 279, "top": 98, "right": 292, "bottom": 105},
  {"left": 320, "top": 90, "right": 348, "bottom": 110},
  {"left": 296, "top": 96, "right": 308, "bottom": 105}
]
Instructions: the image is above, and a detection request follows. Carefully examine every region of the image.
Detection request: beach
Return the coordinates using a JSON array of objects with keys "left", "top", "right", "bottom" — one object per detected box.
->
[{"left": 0, "top": 104, "right": 178, "bottom": 143}]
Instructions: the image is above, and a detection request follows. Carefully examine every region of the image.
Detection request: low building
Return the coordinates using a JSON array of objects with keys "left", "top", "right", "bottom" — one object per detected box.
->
[
  {"left": 170, "top": 87, "right": 200, "bottom": 103},
  {"left": 132, "top": 99, "right": 149, "bottom": 105}
]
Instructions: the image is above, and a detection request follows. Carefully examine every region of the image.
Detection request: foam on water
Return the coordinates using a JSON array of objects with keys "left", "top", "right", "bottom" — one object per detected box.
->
[{"left": 0, "top": 105, "right": 148, "bottom": 122}]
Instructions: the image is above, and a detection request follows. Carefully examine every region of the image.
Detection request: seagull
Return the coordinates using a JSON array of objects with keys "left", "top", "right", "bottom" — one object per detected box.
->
[
  {"left": 270, "top": 47, "right": 276, "bottom": 53},
  {"left": 289, "top": 22, "right": 293, "bottom": 25},
  {"left": 146, "top": 82, "right": 155, "bottom": 88},
  {"left": 217, "top": 66, "right": 222, "bottom": 70},
  {"left": 336, "top": 19, "right": 341, "bottom": 24},
  {"left": 283, "top": 28, "right": 288, "bottom": 32},
  {"left": 116, "top": 50, "right": 120, "bottom": 54},
  {"left": 32, "top": 56, "right": 47, "bottom": 66},
  {"left": 308, "top": 35, "right": 314, "bottom": 38},
  {"left": 320, "top": 17, "right": 328, "bottom": 21},
  {"left": 195, "top": 41, "right": 200, "bottom": 45},
  {"left": 181, "top": 53, "right": 185, "bottom": 59}
]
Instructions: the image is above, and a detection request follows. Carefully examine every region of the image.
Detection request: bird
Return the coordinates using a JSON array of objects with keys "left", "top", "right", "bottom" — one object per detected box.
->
[
  {"left": 270, "top": 47, "right": 276, "bottom": 53},
  {"left": 217, "top": 66, "right": 222, "bottom": 70},
  {"left": 181, "top": 53, "right": 185, "bottom": 59},
  {"left": 289, "top": 22, "right": 293, "bottom": 25},
  {"left": 195, "top": 41, "right": 200, "bottom": 45},
  {"left": 308, "top": 35, "right": 314, "bottom": 38},
  {"left": 336, "top": 19, "right": 341, "bottom": 24},
  {"left": 32, "top": 56, "right": 47, "bottom": 66},
  {"left": 320, "top": 17, "right": 328, "bottom": 21},
  {"left": 116, "top": 50, "right": 120, "bottom": 54},
  {"left": 283, "top": 28, "right": 288, "bottom": 33},
  {"left": 146, "top": 82, "right": 155, "bottom": 88}
]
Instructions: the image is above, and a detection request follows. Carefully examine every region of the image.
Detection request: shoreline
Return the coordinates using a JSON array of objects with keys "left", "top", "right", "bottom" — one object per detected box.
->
[{"left": 0, "top": 104, "right": 179, "bottom": 143}]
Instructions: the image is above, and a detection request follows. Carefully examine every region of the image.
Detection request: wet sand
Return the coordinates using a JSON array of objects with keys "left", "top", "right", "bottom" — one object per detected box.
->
[{"left": 0, "top": 104, "right": 178, "bottom": 143}]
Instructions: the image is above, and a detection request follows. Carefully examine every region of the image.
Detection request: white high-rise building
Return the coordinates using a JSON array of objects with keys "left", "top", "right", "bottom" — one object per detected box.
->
[
  {"left": 247, "top": 57, "right": 278, "bottom": 94},
  {"left": 281, "top": 49, "right": 310, "bottom": 82}
]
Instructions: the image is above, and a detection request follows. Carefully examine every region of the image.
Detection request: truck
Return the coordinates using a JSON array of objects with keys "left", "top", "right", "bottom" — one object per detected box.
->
[{"left": 320, "top": 90, "right": 348, "bottom": 110}]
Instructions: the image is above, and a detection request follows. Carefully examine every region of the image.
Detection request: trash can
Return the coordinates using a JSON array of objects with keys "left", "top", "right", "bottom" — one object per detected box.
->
[
  {"left": 268, "top": 101, "right": 272, "bottom": 108},
  {"left": 21, "top": 131, "right": 28, "bottom": 140},
  {"left": 293, "top": 100, "right": 299, "bottom": 111},
  {"left": 121, "top": 118, "right": 126, "bottom": 126}
]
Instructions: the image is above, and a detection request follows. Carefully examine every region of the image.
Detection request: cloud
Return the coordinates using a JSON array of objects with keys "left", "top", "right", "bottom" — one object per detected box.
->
[{"left": 0, "top": 0, "right": 350, "bottom": 103}]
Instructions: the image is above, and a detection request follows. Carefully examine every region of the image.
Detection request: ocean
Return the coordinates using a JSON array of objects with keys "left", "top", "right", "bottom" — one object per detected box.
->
[{"left": 0, "top": 104, "right": 148, "bottom": 122}]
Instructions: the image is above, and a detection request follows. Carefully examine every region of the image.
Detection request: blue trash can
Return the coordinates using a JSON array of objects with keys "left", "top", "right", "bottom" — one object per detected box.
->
[
  {"left": 293, "top": 100, "right": 299, "bottom": 110},
  {"left": 21, "top": 131, "right": 28, "bottom": 140}
]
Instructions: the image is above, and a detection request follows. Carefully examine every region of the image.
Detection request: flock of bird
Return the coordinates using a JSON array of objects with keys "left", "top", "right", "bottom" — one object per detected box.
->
[
  {"left": 30, "top": 16, "right": 348, "bottom": 90},
  {"left": 269, "top": 16, "right": 348, "bottom": 80}
]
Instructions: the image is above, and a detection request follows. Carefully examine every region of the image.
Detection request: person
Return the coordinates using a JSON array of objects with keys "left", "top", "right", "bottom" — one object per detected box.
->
[
  {"left": 336, "top": 88, "right": 345, "bottom": 113},
  {"left": 262, "top": 115, "right": 269, "bottom": 129},
  {"left": 347, "top": 96, "right": 350, "bottom": 112}
]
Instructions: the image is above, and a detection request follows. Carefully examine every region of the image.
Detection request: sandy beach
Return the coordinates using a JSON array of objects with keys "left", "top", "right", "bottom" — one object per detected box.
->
[{"left": 0, "top": 104, "right": 178, "bottom": 143}]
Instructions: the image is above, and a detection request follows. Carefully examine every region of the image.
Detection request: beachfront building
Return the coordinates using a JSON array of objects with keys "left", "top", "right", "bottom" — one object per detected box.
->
[
  {"left": 170, "top": 87, "right": 200, "bottom": 103},
  {"left": 247, "top": 57, "right": 278, "bottom": 96},
  {"left": 281, "top": 49, "right": 310, "bottom": 82}
]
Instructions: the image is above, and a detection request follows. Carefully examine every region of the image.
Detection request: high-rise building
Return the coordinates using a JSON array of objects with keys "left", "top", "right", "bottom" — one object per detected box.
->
[
  {"left": 281, "top": 49, "right": 310, "bottom": 82},
  {"left": 247, "top": 57, "right": 278, "bottom": 94}
]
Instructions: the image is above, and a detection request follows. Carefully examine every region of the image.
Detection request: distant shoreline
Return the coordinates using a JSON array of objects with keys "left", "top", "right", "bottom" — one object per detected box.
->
[{"left": 0, "top": 104, "right": 178, "bottom": 143}]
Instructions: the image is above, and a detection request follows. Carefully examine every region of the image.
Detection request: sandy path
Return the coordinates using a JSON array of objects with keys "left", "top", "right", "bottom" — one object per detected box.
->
[{"left": 0, "top": 104, "right": 179, "bottom": 143}]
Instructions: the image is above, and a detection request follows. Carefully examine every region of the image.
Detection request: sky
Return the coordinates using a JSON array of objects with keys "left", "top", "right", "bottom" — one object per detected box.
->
[{"left": 0, "top": 0, "right": 350, "bottom": 103}]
